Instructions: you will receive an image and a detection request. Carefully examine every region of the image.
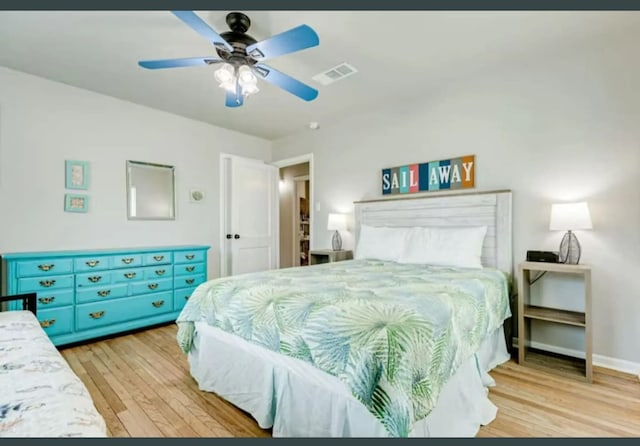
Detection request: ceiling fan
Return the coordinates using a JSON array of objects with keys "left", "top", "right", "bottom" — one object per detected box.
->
[{"left": 138, "top": 11, "right": 320, "bottom": 108}]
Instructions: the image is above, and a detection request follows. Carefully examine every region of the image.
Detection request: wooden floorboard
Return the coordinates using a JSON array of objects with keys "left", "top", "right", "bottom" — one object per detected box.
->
[{"left": 60, "top": 323, "right": 640, "bottom": 438}]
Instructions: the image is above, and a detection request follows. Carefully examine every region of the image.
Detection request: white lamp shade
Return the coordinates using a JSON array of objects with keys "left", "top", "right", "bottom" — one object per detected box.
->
[
  {"left": 549, "top": 202, "right": 593, "bottom": 231},
  {"left": 327, "top": 213, "right": 347, "bottom": 231}
]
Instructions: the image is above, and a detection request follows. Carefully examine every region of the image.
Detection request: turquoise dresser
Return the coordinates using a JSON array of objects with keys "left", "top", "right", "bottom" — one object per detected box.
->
[{"left": 1, "top": 245, "right": 210, "bottom": 346}]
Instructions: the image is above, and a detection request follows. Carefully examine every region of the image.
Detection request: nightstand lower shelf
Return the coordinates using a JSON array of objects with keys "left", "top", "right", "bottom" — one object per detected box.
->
[{"left": 523, "top": 305, "right": 586, "bottom": 327}]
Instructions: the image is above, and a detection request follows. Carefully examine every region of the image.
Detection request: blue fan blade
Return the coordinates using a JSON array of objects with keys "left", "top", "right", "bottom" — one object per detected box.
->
[
  {"left": 225, "top": 87, "right": 244, "bottom": 108},
  {"left": 246, "top": 25, "right": 319, "bottom": 61},
  {"left": 138, "top": 56, "right": 221, "bottom": 69},
  {"left": 172, "top": 11, "right": 233, "bottom": 52},
  {"left": 254, "top": 63, "right": 318, "bottom": 102}
]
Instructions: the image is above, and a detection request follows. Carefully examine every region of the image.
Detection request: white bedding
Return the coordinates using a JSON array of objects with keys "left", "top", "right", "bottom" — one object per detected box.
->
[
  {"left": 0, "top": 311, "right": 107, "bottom": 437},
  {"left": 189, "top": 321, "right": 510, "bottom": 437}
]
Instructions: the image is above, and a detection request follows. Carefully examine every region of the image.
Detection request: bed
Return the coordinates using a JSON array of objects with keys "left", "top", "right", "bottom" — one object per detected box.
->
[
  {"left": 177, "top": 189, "right": 513, "bottom": 437},
  {"left": 0, "top": 294, "right": 107, "bottom": 437}
]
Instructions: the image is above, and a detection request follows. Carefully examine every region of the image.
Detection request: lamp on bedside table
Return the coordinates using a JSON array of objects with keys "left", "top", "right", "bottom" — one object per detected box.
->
[
  {"left": 327, "top": 213, "right": 347, "bottom": 251},
  {"left": 549, "top": 201, "right": 592, "bottom": 264}
]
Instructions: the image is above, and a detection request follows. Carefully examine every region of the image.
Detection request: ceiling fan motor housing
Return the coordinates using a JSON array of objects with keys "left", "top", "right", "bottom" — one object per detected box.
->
[{"left": 215, "top": 12, "right": 259, "bottom": 65}]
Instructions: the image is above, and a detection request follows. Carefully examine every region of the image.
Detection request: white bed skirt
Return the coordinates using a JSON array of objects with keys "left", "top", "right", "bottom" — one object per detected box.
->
[{"left": 189, "top": 322, "right": 510, "bottom": 437}]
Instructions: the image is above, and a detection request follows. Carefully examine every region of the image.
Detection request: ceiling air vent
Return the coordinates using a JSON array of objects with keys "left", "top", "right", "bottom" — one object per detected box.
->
[{"left": 312, "top": 62, "right": 358, "bottom": 86}]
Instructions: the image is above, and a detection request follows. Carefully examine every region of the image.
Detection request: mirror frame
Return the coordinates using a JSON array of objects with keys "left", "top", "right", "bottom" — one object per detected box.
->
[{"left": 126, "top": 160, "right": 176, "bottom": 221}]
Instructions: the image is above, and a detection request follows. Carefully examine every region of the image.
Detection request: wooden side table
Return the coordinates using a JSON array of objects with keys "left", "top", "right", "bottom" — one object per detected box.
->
[
  {"left": 309, "top": 250, "right": 353, "bottom": 265},
  {"left": 517, "top": 261, "right": 592, "bottom": 382}
]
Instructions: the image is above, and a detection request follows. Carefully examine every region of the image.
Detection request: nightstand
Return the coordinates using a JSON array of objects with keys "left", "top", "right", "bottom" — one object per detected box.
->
[
  {"left": 517, "top": 261, "right": 592, "bottom": 382},
  {"left": 309, "top": 249, "right": 353, "bottom": 265}
]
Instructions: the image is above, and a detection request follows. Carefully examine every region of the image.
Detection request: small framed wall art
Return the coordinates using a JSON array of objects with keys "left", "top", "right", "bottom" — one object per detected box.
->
[
  {"left": 65, "top": 193, "right": 89, "bottom": 213},
  {"left": 65, "top": 160, "right": 90, "bottom": 190}
]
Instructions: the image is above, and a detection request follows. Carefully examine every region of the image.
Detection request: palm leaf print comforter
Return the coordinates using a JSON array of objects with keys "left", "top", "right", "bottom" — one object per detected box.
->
[{"left": 177, "top": 259, "right": 510, "bottom": 437}]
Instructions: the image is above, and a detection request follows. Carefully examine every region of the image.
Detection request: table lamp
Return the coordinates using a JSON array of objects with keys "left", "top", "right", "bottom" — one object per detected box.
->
[
  {"left": 549, "top": 202, "right": 592, "bottom": 264},
  {"left": 327, "top": 213, "right": 347, "bottom": 251}
]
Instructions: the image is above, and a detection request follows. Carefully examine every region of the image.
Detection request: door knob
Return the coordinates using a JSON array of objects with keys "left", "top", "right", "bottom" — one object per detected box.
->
[
  {"left": 226, "top": 234, "right": 232, "bottom": 239},
  {"left": 234, "top": 234, "right": 240, "bottom": 239}
]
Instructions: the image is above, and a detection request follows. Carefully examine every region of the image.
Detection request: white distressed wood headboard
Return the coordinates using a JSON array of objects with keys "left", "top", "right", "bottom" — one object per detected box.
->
[{"left": 353, "top": 189, "right": 513, "bottom": 275}]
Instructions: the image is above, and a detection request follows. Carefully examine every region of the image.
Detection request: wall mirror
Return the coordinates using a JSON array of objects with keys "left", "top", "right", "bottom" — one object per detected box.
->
[{"left": 126, "top": 160, "right": 176, "bottom": 220}]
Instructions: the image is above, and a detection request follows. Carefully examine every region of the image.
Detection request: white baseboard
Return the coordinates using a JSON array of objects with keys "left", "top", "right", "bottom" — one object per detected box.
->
[
  {"left": 512, "top": 338, "right": 640, "bottom": 378},
  {"left": 593, "top": 354, "right": 640, "bottom": 378}
]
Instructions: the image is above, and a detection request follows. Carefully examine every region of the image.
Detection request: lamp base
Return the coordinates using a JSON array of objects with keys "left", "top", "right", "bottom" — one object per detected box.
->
[
  {"left": 331, "top": 230, "right": 342, "bottom": 251},
  {"left": 559, "top": 230, "right": 581, "bottom": 264}
]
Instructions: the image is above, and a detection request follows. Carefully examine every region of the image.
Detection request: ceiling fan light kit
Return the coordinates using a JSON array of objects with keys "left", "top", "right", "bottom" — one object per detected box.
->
[
  {"left": 213, "top": 63, "right": 259, "bottom": 97},
  {"left": 138, "top": 11, "right": 320, "bottom": 108}
]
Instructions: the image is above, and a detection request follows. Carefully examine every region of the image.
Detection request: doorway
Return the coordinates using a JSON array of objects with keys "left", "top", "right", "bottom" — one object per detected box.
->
[{"left": 274, "top": 154, "right": 314, "bottom": 269}]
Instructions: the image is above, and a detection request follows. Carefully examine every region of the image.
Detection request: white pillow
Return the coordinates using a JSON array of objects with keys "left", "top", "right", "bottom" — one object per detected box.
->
[
  {"left": 399, "top": 226, "right": 488, "bottom": 269},
  {"left": 355, "top": 225, "right": 410, "bottom": 262}
]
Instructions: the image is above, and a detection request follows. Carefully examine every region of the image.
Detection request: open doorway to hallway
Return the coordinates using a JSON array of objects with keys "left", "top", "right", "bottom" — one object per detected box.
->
[{"left": 278, "top": 162, "right": 310, "bottom": 268}]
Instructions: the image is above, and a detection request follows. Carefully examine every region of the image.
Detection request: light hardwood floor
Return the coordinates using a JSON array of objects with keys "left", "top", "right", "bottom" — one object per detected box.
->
[{"left": 60, "top": 323, "right": 640, "bottom": 438}]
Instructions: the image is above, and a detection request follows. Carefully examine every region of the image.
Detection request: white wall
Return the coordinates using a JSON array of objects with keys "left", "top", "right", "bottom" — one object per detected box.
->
[
  {"left": 272, "top": 38, "right": 640, "bottom": 366},
  {"left": 0, "top": 67, "right": 272, "bottom": 280}
]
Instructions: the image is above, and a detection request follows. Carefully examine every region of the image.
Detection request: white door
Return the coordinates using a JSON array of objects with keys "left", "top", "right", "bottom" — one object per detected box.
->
[{"left": 221, "top": 155, "right": 278, "bottom": 276}]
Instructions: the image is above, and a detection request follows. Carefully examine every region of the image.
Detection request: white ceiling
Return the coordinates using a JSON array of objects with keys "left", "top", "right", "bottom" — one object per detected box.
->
[{"left": 1, "top": 11, "right": 639, "bottom": 140}]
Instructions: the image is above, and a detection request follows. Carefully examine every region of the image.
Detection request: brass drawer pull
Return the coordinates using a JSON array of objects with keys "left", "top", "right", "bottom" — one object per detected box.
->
[
  {"left": 186, "top": 266, "right": 195, "bottom": 272},
  {"left": 97, "top": 290, "right": 111, "bottom": 297},
  {"left": 153, "top": 255, "right": 164, "bottom": 261},
  {"left": 86, "top": 260, "right": 100, "bottom": 267},
  {"left": 185, "top": 254, "right": 195, "bottom": 260},
  {"left": 38, "top": 263, "right": 55, "bottom": 271},
  {"left": 155, "top": 269, "right": 166, "bottom": 276},
  {"left": 89, "top": 311, "right": 105, "bottom": 319},
  {"left": 40, "top": 319, "right": 56, "bottom": 328},
  {"left": 39, "top": 280, "right": 56, "bottom": 288},
  {"left": 152, "top": 300, "right": 165, "bottom": 308},
  {"left": 88, "top": 276, "right": 102, "bottom": 283},
  {"left": 148, "top": 283, "right": 159, "bottom": 290},
  {"left": 38, "top": 296, "right": 55, "bottom": 305},
  {"left": 124, "top": 272, "right": 136, "bottom": 279},
  {"left": 185, "top": 278, "right": 195, "bottom": 285},
  {"left": 121, "top": 258, "right": 134, "bottom": 264}
]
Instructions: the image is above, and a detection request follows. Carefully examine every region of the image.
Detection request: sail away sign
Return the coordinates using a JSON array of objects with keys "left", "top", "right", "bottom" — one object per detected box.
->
[{"left": 382, "top": 155, "right": 475, "bottom": 195}]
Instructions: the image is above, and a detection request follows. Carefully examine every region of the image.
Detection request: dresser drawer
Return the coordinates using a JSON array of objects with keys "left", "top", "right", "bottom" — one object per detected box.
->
[
  {"left": 130, "top": 278, "right": 173, "bottom": 295},
  {"left": 174, "top": 274, "right": 206, "bottom": 289},
  {"left": 76, "top": 291, "right": 173, "bottom": 331},
  {"left": 76, "top": 283, "right": 128, "bottom": 304},
  {"left": 35, "top": 289, "right": 74, "bottom": 310},
  {"left": 174, "top": 262, "right": 205, "bottom": 277},
  {"left": 113, "top": 268, "right": 143, "bottom": 283},
  {"left": 143, "top": 252, "right": 172, "bottom": 266},
  {"left": 111, "top": 254, "right": 142, "bottom": 269},
  {"left": 18, "top": 274, "right": 74, "bottom": 293},
  {"left": 76, "top": 271, "right": 113, "bottom": 288},
  {"left": 174, "top": 250, "right": 206, "bottom": 264},
  {"left": 75, "top": 255, "right": 112, "bottom": 272},
  {"left": 173, "top": 286, "right": 197, "bottom": 312},
  {"left": 37, "top": 307, "right": 74, "bottom": 337},
  {"left": 144, "top": 265, "right": 173, "bottom": 280},
  {"left": 16, "top": 258, "right": 73, "bottom": 278}
]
